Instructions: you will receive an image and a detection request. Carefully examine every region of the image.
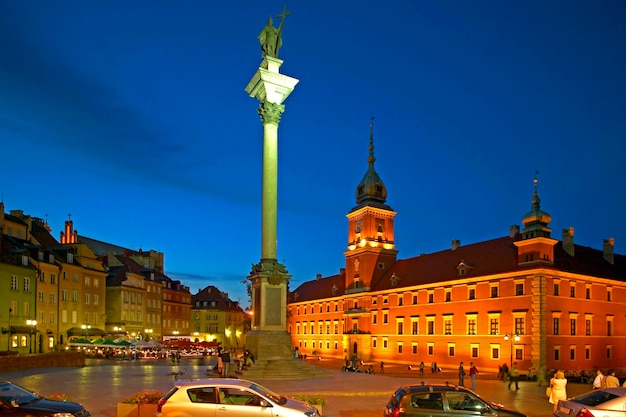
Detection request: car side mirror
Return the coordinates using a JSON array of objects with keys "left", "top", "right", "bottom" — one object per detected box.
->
[{"left": 260, "top": 399, "right": 271, "bottom": 407}]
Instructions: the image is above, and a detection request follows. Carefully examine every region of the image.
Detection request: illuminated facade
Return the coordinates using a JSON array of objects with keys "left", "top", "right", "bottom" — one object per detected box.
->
[
  {"left": 0, "top": 208, "right": 108, "bottom": 353},
  {"left": 288, "top": 125, "right": 626, "bottom": 373},
  {"left": 191, "top": 285, "right": 247, "bottom": 348}
]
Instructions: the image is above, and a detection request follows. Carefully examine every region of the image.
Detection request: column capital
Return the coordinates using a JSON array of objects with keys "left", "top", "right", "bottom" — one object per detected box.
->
[{"left": 258, "top": 102, "right": 285, "bottom": 125}]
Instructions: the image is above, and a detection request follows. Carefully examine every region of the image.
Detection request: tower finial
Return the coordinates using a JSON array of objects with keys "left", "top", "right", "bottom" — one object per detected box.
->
[{"left": 368, "top": 116, "right": 376, "bottom": 165}]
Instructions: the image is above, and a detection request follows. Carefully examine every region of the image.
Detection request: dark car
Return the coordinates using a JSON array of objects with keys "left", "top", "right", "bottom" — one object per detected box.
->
[
  {"left": 384, "top": 383, "right": 527, "bottom": 417},
  {"left": 554, "top": 387, "right": 626, "bottom": 417},
  {"left": 0, "top": 380, "right": 90, "bottom": 417}
]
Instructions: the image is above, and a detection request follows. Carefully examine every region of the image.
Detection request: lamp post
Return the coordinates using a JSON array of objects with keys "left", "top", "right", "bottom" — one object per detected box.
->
[
  {"left": 144, "top": 328, "right": 153, "bottom": 342},
  {"left": 7, "top": 307, "right": 12, "bottom": 351},
  {"left": 81, "top": 324, "right": 91, "bottom": 339},
  {"left": 26, "top": 319, "right": 37, "bottom": 354},
  {"left": 504, "top": 333, "right": 520, "bottom": 367}
]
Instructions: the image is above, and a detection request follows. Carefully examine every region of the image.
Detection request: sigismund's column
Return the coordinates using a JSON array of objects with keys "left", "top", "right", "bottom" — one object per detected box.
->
[{"left": 244, "top": 9, "right": 299, "bottom": 360}]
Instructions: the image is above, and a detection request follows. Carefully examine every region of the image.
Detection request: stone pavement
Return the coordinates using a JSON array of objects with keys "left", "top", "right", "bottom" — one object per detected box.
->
[{"left": 0, "top": 357, "right": 592, "bottom": 417}]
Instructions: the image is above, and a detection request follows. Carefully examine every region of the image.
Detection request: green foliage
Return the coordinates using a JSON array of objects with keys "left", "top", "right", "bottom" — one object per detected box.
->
[
  {"left": 120, "top": 390, "right": 164, "bottom": 404},
  {"left": 293, "top": 394, "right": 327, "bottom": 406}
]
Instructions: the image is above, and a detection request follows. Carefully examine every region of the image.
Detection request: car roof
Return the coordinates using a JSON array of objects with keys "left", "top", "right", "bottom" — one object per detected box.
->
[
  {"left": 398, "top": 383, "right": 472, "bottom": 393},
  {"left": 173, "top": 378, "right": 255, "bottom": 389}
]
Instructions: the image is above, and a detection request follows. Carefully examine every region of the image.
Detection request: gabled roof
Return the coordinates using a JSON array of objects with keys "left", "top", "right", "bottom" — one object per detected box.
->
[
  {"left": 289, "top": 273, "right": 345, "bottom": 303},
  {"left": 78, "top": 235, "right": 130, "bottom": 256},
  {"left": 192, "top": 285, "right": 243, "bottom": 312},
  {"left": 291, "top": 235, "right": 626, "bottom": 301}
]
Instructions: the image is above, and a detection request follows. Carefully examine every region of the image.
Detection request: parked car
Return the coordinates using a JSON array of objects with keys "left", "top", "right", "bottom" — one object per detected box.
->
[
  {"left": 156, "top": 378, "right": 320, "bottom": 417},
  {"left": 0, "top": 379, "right": 90, "bottom": 416},
  {"left": 554, "top": 387, "right": 626, "bottom": 417},
  {"left": 384, "top": 383, "right": 527, "bottom": 417}
]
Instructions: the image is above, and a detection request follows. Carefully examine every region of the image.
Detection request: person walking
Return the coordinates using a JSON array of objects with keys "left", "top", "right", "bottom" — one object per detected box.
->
[
  {"left": 458, "top": 361, "right": 466, "bottom": 386},
  {"left": 549, "top": 370, "right": 568, "bottom": 413},
  {"left": 216, "top": 347, "right": 224, "bottom": 375},
  {"left": 221, "top": 348, "right": 231, "bottom": 377},
  {"left": 469, "top": 362, "right": 479, "bottom": 391},
  {"left": 380, "top": 361, "right": 385, "bottom": 374},
  {"left": 605, "top": 369, "right": 620, "bottom": 387},
  {"left": 501, "top": 363, "right": 509, "bottom": 381},
  {"left": 419, "top": 361, "right": 424, "bottom": 376},
  {"left": 593, "top": 369, "right": 605, "bottom": 390},
  {"left": 508, "top": 362, "right": 520, "bottom": 390}
]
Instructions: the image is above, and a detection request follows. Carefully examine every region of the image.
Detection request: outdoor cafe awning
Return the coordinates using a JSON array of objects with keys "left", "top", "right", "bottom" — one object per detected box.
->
[{"left": 66, "top": 327, "right": 106, "bottom": 337}]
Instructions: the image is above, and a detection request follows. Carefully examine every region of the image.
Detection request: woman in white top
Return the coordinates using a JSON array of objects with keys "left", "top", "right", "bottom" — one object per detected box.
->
[{"left": 549, "top": 371, "right": 568, "bottom": 413}]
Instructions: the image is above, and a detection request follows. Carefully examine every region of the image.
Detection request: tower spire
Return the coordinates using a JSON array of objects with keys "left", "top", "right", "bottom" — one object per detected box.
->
[
  {"left": 353, "top": 118, "right": 390, "bottom": 210},
  {"left": 521, "top": 171, "right": 552, "bottom": 239}
]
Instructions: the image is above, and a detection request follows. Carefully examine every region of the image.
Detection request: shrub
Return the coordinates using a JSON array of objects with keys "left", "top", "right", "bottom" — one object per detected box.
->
[
  {"left": 293, "top": 394, "right": 327, "bottom": 406},
  {"left": 46, "top": 393, "right": 76, "bottom": 402},
  {"left": 120, "top": 390, "right": 164, "bottom": 404}
]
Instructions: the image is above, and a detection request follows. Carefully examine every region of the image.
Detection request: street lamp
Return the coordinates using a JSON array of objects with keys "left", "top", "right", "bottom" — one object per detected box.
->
[
  {"left": 504, "top": 333, "right": 520, "bottom": 367},
  {"left": 27, "top": 319, "right": 37, "bottom": 354},
  {"left": 144, "top": 328, "right": 153, "bottom": 341},
  {"left": 81, "top": 324, "right": 91, "bottom": 339}
]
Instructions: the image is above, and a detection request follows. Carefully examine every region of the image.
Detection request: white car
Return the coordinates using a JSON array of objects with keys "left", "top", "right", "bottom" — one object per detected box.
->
[
  {"left": 156, "top": 378, "right": 320, "bottom": 417},
  {"left": 554, "top": 387, "right": 626, "bottom": 417}
]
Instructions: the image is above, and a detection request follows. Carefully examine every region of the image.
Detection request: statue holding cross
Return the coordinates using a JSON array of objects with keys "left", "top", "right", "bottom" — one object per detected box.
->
[{"left": 258, "top": 6, "right": 291, "bottom": 58}]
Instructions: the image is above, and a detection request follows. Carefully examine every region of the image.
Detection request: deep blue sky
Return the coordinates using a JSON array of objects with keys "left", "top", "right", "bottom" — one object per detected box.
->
[{"left": 1, "top": 1, "right": 625, "bottom": 306}]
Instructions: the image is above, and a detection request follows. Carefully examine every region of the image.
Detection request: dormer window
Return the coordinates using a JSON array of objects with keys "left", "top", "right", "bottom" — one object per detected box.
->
[
  {"left": 67, "top": 253, "right": 73, "bottom": 263},
  {"left": 331, "top": 285, "right": 338, "bottom": 296},
  {"left": 21, "top": 255, "right": 28, "bottom": 266},
  {"left": 456, "top": 261, "right": 473, "bottom": 277}
]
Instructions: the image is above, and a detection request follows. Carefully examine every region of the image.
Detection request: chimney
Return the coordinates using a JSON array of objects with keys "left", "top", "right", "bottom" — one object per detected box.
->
[
  {"left": 562, "top": 227, "right": 575, "bottom": 257},
  {"left": 451, "top": 240, "right": 461, "bottom": 251},
  {"left": 604, "top": 238, "right": 615, "bottom": 265},
  {"left": 509, "top": 225, "right": 520, "bottom": 237},
  {"left": 316, "top": 273, "right": 322, "bottom": 281}
]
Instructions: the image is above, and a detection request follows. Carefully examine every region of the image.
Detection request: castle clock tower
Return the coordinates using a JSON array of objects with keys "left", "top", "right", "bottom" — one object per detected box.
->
[{"left": 344, "top": 121, "right": 397, "bottom": 293}]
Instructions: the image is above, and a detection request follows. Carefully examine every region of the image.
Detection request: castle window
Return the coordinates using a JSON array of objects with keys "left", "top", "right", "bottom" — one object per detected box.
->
[
  {"left": 515, "top": 283, "right": 524, "bottom": 296},
  {"left": 585, "top": 286, "right": 591, "bottom": 299},
  {"left": 554, "top": 283, "right": 560, "bottom": 296},
  {"left": 607, "top": 288, "right": 612, "bottom": 301},
  {"left": 468, "top": 288, "right": 476, "bottom": 300},
  {"left": 445, "top": 290, "right": 451, "bottom": 302},
  {"left": 378, "top": 262, "right": 385, "bottom": 269},
  {"left": 428, "top": 292, "right": 434, "bottom": 304},
  {"left": 570, "top": 284, "right": 576, "bottom": 298},
  {"left": 490, "top": 285, "right": 499, "bottom": 298}
]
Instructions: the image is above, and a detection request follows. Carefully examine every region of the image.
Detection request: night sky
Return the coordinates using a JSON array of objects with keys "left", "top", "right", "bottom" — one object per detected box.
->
[{"left": 1, "top": 1, "right": 624, "bottom": 306}]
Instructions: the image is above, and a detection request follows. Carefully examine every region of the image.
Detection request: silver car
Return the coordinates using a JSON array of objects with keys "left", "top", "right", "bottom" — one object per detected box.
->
[
  {"left": 554, "top": 387, "right": 626, "bottom": 417},
  {"left": 156, "top": 378, "right": 320, "bottom": 417}
]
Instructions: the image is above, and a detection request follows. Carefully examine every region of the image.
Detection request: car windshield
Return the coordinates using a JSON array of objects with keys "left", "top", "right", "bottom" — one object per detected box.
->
[
  {"left": 0, "top": 382, "right": 40, "bottom": 405},
  {"left": 249, "top": 383, "right": 282, "bottom": 403},
  {"left": 571, "top": 390, "right": 621, "bottom": 407}
]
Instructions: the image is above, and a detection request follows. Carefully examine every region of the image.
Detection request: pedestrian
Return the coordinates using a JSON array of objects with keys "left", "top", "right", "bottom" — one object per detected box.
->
[
  {"left": 431, "top": 362, "right": 436, "bottom": 373},
  {"left": 216, "top": 347, "right": 224, "bottom": 375},
  {"left": 605, "top": 369, "right": 620, "bottom": 388},
  {"left": 458, "top": 361, "right": 465, "bottom": 386},
  {"left": 549, "top": 370, "right": 568, "bottom": 413},
  {"left": 419, "top": 361, "right": 424, "bottom": 375},
  {"left": 469, "top": 362, "right": 479, "bottom": 391},
  {"left": 380, "top": 361, "right": 385, "bottom": 374},
  {"left": 592, "top": 369, "right": 604, "bottom": 389},
  {"left": 508, "top": 362, "right": 520, "bottom": 390},
  {"left": 221, "top": 348, "right": 231, "bottom": 377},
  {"left": 501, "top": 363, "right": 509, "bottom": 381}
]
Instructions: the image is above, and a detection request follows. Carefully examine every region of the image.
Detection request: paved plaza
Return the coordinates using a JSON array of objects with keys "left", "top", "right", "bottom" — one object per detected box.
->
[{"left": 0, "top": 357, "right": 592, "bottom": 417}]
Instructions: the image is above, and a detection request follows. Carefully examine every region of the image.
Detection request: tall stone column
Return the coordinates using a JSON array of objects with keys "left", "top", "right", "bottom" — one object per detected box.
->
[{"left": 245, "top": 55, "right": 298, "bottom": 360}]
